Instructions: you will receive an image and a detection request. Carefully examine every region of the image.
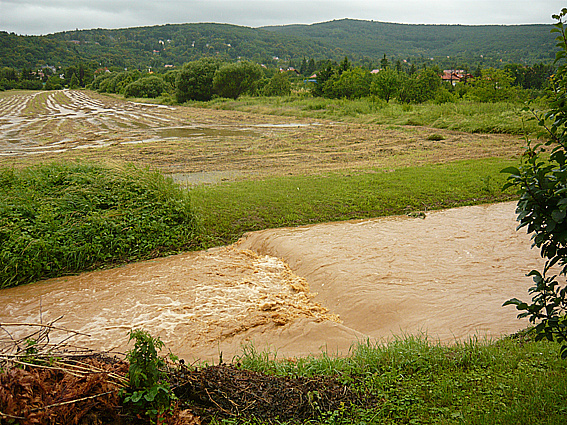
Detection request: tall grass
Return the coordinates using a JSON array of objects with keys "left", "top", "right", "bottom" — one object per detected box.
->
[
  {"left": 197, "top": 95, "right": 544, "bottom": 135},
  {"left": 225, "top": 333, "right": 567, "bottom": 424},
  {"left": 0, "top": 162, "right": 198, "bottom": 288}
]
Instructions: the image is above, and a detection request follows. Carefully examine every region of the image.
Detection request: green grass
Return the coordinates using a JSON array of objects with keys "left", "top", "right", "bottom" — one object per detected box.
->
[
  {"left": 0, "top": 156, "right": 519, "bottom": 286},
  {"left": 0, "top": 162, "right": 198, "bottom": 288},
  {"left": 191, "top": 157, "right": 518, "bottom": 247},
  {"left": 191, "top": 95, "right": 545, "bottom": 136},
  {"left": 213, "top": 332, "right": 567, "bottom": 424}
]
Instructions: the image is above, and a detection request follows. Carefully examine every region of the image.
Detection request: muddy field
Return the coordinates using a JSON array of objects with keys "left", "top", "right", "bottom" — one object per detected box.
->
[
  {"left": 0, "top": 89, "right": 524, "bottom": 180},
  {"left": 0, "top": 90, "right": 536, "bottom": 362}
]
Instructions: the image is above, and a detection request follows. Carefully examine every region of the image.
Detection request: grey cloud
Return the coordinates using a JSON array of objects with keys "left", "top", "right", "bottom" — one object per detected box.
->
[{"left": 0, "top": 0, "right": 564, "bottom": 35}]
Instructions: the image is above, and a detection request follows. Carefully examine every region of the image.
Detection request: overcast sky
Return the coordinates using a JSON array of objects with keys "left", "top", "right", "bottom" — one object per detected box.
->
[{"left": 1, "top": 0, "right": 564, "bottom": 36}]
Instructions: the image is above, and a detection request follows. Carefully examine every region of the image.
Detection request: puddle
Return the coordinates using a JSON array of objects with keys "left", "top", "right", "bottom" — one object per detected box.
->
[
  {"left": 251, "top": 123, "right": 317, "bottom": 128},
  {"left": 156, "top": 126, "right": 254, "bottom": 139}
]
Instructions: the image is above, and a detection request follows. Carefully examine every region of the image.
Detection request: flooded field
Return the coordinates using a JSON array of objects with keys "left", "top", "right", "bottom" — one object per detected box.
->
[
  {"left": 0, "top": 90, "right": 535, "bottom": 362},
  {"left": 0, "top": 90, "right": 524, "bottom": 180}
]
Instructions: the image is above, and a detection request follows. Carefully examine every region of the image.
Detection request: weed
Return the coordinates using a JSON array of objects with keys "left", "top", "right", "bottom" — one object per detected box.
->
[
  {"left": 427, "top": 133, "right": 445, "bottom": 141},
  {"left": 121, "top": 329, "right": 177, "bottom": 422}
]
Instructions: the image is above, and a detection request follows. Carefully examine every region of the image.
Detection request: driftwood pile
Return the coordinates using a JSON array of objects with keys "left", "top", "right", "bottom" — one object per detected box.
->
[{"left": 0, "top": 320, "right": 369, "bottom": 424}]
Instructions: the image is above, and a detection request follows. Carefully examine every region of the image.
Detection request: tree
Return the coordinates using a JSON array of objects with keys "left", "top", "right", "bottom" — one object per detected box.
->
[
  {"left": 329, "top": 67, "right": 371, "bottom": 99},
  {"left": 380, "top": 54, "right": 389, "bottom": 70},
  {"left": 465, "top": 68, "right": 518, "bottom": 102},
  {"left": 503, "top": 8, "right": 567, "bottom": 359},
  {"left": 176, "top": 57, "right": 221, "bottom": 102},
  {"left": 262, "top": 71, "right": 291, "bottom": 96},
  {"left": 311, "top": 61, "right": 336, "bottom": 97},
  {"left": 44, "top": 75, "right": 63, "bottom": 90},
  {"left": 398, "top": 68, "right": 440, "bottom": 103},
  {"left": 338, "top": 56, "right": 351, "bottom": 74},
  {"left": 213, "top": 60, "right": 263, "bottom": 99},
  {"left": 69, "top": 73, "right": 79, "bottom": 89},
  {"left": 123, "top": 75, "right": 166, "bottom": 98},
  {"left": 370, "top": 69, "right": 402, "bottom": 102}
]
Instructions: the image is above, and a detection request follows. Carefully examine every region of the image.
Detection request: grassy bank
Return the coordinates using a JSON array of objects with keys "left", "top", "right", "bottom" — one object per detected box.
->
[
  {"left": 217, "top": 332, "right": 567, "bottom": 425},
  {"left": 0, "top": 162, "right": 198, "bottom": 288},
  {"left": 1, "top": 157, "right": 518, "bottom": 286},
  {"left": 188, "top": 95, "right": 545, "bottom": 136},
  {"left": 191, "top": 157, "right": 518, "bottom": 247}
]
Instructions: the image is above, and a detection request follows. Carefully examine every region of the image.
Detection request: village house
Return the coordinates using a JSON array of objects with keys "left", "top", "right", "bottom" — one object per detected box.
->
[{"left": 441, "top": 70, "right": 473, "bottom": 86}]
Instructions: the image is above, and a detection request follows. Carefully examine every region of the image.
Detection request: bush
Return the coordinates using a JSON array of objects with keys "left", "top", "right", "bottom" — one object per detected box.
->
[
  {"left": 0, "top": 162, "right": 198, "bottom": 288},
  {"left": 124, "top": 75, "right": 167, "bottom": 98},
  {"left": 97, "top": 70, "right": 142, "bottom": 94},
  {"left": 176, "top": 58, "right": 222, "bottom": 102},
  {"left": 90, "top": 72, "right": 113, "bottom": 91},
  {"left": 329, "top": 67, "right": 371, "bottom": 100},
  {"left": 121, "top": 330, "right": 176, "bottom": 421},
  {"left": 370, "top": 69, "right": 403, "bottom": 102},
  {"left": 262, "top": 72, "right": 292, "bottom": 96},
  {"left": 399, "top": 69, "right": 441, "bottom": 104},
  {"left": 213, "top": 60, "right": 263, "bottom": 99},
  {"left": 465, "top": 68, "right": 519, "bottom": 102},
  {"left": 44, "top": 75, "right": 63, "bottom": 90},
  {"left": 503, "top": 8, "right": 567, "bottom": 359},
  {"left": 434, "top": 87, "right": 457, "bottom": 104},
  {"left": 17, "top": 80, "right": 43, "bottom": 90}
]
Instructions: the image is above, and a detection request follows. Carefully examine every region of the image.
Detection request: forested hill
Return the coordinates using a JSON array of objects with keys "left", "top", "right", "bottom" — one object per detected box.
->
[
  {"left": 262, "top": 19, "right": 555, "bottom": 65},
  {"left": 0, "top": 19, "right": 555, "bottom": 70}
]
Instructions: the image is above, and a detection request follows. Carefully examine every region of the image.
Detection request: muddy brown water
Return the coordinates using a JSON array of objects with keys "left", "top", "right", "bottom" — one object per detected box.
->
[{"left": 0, "top": 202, "right": 540, "bottom": 362}]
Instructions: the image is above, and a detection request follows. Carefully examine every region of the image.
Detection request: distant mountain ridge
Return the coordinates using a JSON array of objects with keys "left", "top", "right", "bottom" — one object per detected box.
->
[{"left": 0, "top": 18, "right": 555, "bottom": 70}]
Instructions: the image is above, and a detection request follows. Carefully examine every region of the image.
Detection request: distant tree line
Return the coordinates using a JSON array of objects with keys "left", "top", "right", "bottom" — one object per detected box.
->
[
  {"left": 0, "top": 54, "right": 555, "bottom": 106},
  {"left": 0, "top": 20, "right": 555, "bottom": 73},
  {"left": 0, "top": 62, "right": 95, "bottom": 91}
]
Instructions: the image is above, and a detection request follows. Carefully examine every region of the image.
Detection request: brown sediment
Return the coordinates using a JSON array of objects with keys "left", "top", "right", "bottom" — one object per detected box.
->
[
  {"left": 0, "top": 246, "right": 337, "bottom": 362},
  {"left": 0, "top": 90, "right": 524, "bottom": 181}
]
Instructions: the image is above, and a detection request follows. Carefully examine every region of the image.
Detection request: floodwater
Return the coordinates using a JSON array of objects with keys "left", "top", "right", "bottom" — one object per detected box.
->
[{"left": 0, "top": 202, "right": 541, "bottom": 362}]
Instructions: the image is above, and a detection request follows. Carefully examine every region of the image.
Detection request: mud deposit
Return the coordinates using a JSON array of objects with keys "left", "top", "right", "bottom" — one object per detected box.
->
[{"left": 0, "top": 202, "right": 538, "bottom": 362}]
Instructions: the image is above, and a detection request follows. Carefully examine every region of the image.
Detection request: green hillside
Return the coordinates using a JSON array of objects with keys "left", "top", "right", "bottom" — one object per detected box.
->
[
  {"left": 0, "top": 19, "right": 555, "bottom": 70},
  {"left": 263, "top": 19, "right": 555, "bottom": 65}
]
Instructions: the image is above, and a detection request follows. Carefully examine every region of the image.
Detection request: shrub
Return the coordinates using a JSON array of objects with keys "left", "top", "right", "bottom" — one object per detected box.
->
[
  {"left": 465, "top": 68, "right": 519, "bottom": 102},
  {"left": 370, "top": 69, "right": 403, "bottom": 102},
  {"left": 262, "top": 72, "right": 292, "bottom": 96},
  {"left": 124, "top": 75, "right": 167, "bottom": 98},
  {"left": 213, "top": 60, "right": 263, "bottom": 99},
  {"left": 18, "top": 80, "right": 43, "bottom": 90},
  {"left": 44, "top": 75, "right": 63, "bottom": 90},
  {"left": 329, "top": 67, "right": 372, "bottom": 100},
  {"left": 503, "top": 8, "right": 567, "bottom": 359},
  {"left": 176, "top": 58, "right": 222, "bottom": 102},
  {"left": 0, "top": 162, "right": 198, "bottom": 288},
  {"left": 121, "top": 329, "right": 176, "bottom": 421}
]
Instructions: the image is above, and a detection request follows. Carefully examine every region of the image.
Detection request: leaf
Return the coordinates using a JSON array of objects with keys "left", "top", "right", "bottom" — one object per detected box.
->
[
  {"left": 501, "top": 166, "right": 521, "bottom": 175},
  {"left": 131, "top": 391, "right": 144, "bottom": 403}
]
